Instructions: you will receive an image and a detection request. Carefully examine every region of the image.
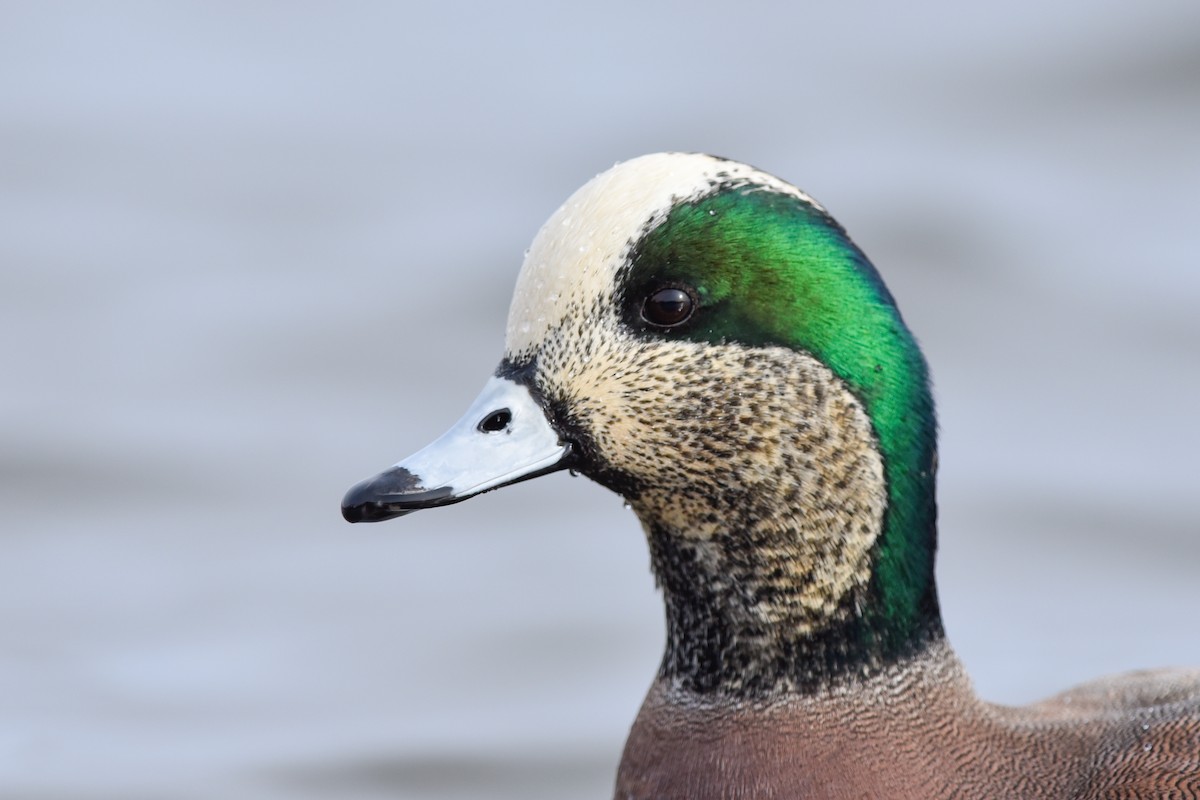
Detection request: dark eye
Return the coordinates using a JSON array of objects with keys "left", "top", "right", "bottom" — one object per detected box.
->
[{"left": 641, "top": 287, "right": 695, "bottom": 328}]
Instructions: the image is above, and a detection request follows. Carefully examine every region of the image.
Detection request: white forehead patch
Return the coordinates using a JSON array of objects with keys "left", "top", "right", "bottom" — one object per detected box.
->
[{"left": 503, "top": 152, "right": 821, "bottom": 357}]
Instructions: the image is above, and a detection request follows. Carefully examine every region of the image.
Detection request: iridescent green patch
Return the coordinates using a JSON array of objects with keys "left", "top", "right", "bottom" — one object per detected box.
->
[{"left": 622, "top": 184, "right": 938, "bottom": 649}]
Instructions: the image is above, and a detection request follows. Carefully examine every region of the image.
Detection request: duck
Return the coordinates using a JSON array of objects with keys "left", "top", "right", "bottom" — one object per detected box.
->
[{"left": 341, "top": 153, "right": 1200, "bottom": 799}]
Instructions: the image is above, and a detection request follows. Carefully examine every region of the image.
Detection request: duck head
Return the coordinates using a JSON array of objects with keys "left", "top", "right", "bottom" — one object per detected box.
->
[{"left": 343, "top": 153, "right": 942, "bottom": 694}]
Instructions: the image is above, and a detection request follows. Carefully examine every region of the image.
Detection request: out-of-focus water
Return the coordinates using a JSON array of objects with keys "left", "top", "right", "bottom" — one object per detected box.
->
[{"left": 1, "top": 3, "right": 1197, "bottom": 798}]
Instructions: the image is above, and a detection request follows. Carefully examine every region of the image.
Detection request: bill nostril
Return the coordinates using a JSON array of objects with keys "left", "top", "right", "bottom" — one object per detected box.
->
[{"left": 478, "top": 408, "right": 512, "bottom": 433}]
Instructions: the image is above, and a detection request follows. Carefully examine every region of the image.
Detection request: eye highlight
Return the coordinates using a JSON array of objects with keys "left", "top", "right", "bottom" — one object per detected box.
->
[{"left": 641, "top": 286, "right": 696, "bottom": 328}]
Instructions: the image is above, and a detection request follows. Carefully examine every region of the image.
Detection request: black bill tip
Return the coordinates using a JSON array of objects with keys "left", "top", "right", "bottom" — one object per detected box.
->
[{"left": 341, "top": 467, "right": 455, "bottom": 523}]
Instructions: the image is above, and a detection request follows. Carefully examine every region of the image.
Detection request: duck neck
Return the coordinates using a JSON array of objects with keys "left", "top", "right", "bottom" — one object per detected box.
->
[
  {"left": 635, "top": 472, "right": 943, "bottom": 697},
  {"left": 642, "top": 518, "right": 943, "bottom": 697}
]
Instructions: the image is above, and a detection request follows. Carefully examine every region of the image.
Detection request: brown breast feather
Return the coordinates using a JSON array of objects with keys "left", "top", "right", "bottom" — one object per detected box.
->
[{"left": 614, "top": 646, "right": 1200, "bottom": 799}]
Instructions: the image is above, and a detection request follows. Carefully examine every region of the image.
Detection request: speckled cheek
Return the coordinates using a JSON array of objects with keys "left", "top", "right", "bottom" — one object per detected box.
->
[{"left": 572, "top": 339, "right": 888, "bottom": 632}]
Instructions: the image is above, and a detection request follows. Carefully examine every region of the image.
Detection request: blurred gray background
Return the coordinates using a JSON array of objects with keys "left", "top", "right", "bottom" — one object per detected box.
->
[{"left": 2, "top": 3, "right": 1198, "bottom": 798}]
